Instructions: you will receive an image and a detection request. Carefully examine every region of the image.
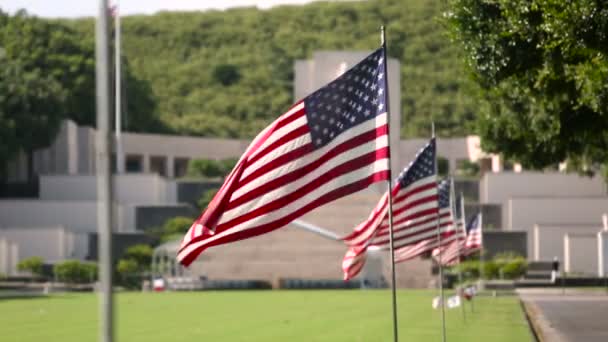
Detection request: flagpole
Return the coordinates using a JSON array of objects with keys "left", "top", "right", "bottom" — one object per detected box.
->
[
  {"left": 479, "top": 213, "right": 484, "bottom": 292},
  {"left": 381, "top": 25, "right": 399, "bottom": 342},
  {"left": 433, "top": 123, "right": 447, "bottom": 342},
  {"left": 96, "top": 1, "right": 114, "bottom": 342},
  {"left": 457, "top": 190, "right": 466, "bottom": 322},
  {"left": 114, "top": 1, "right": 124, "bottom": 174}
]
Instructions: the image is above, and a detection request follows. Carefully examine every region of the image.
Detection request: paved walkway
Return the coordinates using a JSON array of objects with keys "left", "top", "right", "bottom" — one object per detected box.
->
[{"left": 519, "top": 289, "right": 608, "bottom": 342}]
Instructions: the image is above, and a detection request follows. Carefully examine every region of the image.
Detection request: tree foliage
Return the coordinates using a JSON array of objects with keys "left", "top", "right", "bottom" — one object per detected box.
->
[
  {"left": 447, "top": 0, "right": 608, "bottom": 173},
  {"left": 61, "top": 0, "right": 477, "bottom": 139},
  {"left": 0, "top": 10, "right": 162, "bottom": 175},
  {"left": 0, "top": 57, "right": 65, "bottom": 175},
  {"left": 187, "top": 158, "right": 238, "bottom": 178}
]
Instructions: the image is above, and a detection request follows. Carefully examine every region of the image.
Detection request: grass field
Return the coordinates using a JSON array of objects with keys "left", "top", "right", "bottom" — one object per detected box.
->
[{"left": 0, "top": 290, "right": 532, "bottom": 342}]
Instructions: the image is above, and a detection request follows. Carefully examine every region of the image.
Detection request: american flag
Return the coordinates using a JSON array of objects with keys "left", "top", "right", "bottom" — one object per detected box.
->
[
  {"left": 341, "top": 138, "right": 437, "bottom": 280},
  {"left": 463, "top": 213, "right": 482, "bottom": 255},
  {"left": 394, "top": 178, "right": 456, "bottom": 263},
  {"left": 431, "top": 182, "right": 466, "bottom": 266},
  {"left": 178, "top": 48, "right": 391, "bottom": 266}
]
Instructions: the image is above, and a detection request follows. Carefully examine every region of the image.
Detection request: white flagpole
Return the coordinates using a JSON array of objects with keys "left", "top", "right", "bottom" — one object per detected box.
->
[
  {"left": 433, "top": 123, "right": 447, "bottom": 342},
  {"left": 381, "top": 25, "right": 399, "bottom": 342},
  {"left": 114, "top": 1, "right": 124, "bottom": 173}
]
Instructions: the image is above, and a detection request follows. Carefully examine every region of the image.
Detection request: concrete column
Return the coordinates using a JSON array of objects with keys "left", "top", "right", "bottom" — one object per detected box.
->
[
  {"left": 564, "top": 234, "right": 571, "bottom": 273},
  {"left": 0, "top": 239, "right": 7, "bottom": 275},
  {"left": 603, "top": 214, "right": 607, "bottom": 231},
  {"left": 9, "top": 243, "right": 18, "bottom": 275},
  {"left": 597, "top": 232, "right": 607, "bottom": 278},
  {"left": 142, "top": 154, "right": 150, "bottom": 173},
  {"left": 533, "top": 225, "right": 540, "bottom": 261},
  {"left": 491, "top": 155, "right": 502, "bottom": 173},
  {"left": 166, "top": 155, "right": 175, "bottom": 179},
  {"left": 58, "top": 227, "right": 66, "bottom": 259},
  {"left": 67, "top": 120, "right": 79, "bottom": 175}
]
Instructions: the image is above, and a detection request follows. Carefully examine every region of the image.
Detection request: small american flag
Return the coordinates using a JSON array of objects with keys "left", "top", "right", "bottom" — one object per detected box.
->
[
  {"left": 178, "top": 47, "right": 390, "bottom": 266},
  {"left": 341, "top": 138, "right": 437, "bottom": 280},
  {"left": 463, "top": 213, "right": 482, "bottom": 255},
  {"left": 394, "top": 178, "right": 456, "bottom": 263}
]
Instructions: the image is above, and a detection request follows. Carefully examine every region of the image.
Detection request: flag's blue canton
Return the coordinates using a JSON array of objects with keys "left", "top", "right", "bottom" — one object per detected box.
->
[
  {"left": 466, "top": 213, "right": 480, "bottom": 233},
  {"left": 438, "top": 179, "right": 450, "bottom": 208},
  {"left": 396, "top": 138, "right": 436, "bottom": 189},
  {"left": 304, "top": 48, "right": 387, "bottom": 148}
]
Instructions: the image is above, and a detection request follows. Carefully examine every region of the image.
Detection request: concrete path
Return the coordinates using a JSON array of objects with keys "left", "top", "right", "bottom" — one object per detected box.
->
[{"left": 519, "top": 289, "right": 608, "bottom": 342}]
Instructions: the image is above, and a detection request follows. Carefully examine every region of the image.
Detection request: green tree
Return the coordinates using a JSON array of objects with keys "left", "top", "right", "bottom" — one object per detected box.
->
[
  {"left": 123, "top": 244, "right": 153, "bottom": 270},
  {"left": 0, "top": 57, "right": 66, "bottom": 179},
  {"left": 17, "top": 256, "right": 44, "bottom": 276},
  {"left": 0, "top": 10, "right": 95, "bottom": 125},
  {"left": 447, "top": 0, "right": 608, "bottom": 174}
]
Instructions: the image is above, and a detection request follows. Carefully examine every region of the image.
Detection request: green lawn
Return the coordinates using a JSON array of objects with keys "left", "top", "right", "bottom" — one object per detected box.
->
[{"left": 0, "top": 290, "right": 532, "bottom": 342}]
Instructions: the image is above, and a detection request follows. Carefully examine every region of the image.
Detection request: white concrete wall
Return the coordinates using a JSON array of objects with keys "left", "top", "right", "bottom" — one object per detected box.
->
[
  {"left": 508, "top": 198, "right": 608, "bottom": 257},
  {"left": 0, "top": 227, "right": 79, "bottom": 262},
  {"left": 480, "top": 172, "right": 606, "bottom": 205},
  {"left": 122, "top": 132, "right": 249, "bottom": 162},
  {"left": 534, "top": 225, "right": 601, "bottom": 263},
  {"left": 40, "top": 174, "right": 173, "bottom": 205},
  {"left": 565, "top": 233, "right": 599, "bottom": 275},
  {"left": 0, "top": 200, "right": 130, "bottom": 233},
  {"left": 507, "top": 198, "right": 608, "bottom": 232}
]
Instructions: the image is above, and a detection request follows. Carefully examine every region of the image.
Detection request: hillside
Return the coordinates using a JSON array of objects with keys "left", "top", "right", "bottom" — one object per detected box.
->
[{"left": 64, "top": 0, "right": 477, "bottom": 138}]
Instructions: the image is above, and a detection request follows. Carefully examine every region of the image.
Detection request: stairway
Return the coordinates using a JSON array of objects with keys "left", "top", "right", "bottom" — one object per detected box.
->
[{"left": 188, "top": 190, "right": 435, "bottom": 288}]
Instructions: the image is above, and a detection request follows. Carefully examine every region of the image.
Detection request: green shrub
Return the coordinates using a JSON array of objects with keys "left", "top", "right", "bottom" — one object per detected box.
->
[
  {"left": 54, "top": 260, "right": 97, "bottom": 284},
  {"left": 187, "top": 158, "right": 237, "bottom": 179},
  {"left": 17, "top": 256, "right": 44, "bottom": 276},
  {"left": 482, "top": 261, "right": 500, "bottom": 279},
  {"left": 116, "top": 259, "right": 141, "bottom": 290},
  {"left": 187, "top": 159, "right": 224, "bottom": 178},
  {"left": 162, "top": 216, "right": 193, "bottom": 236},
  {"left": 500, "top": 258, "right": 527, "bottom": 279},
  {"left": 124, "top": 244, "right": 153, "bottom": 270},
  {"left": 456, "top": 160, "right": 480, "bottom": 177},
  {"left": 453, "top": 260, "right": 480, "bottom": 280},
  {"left": 116, "top": 259, "right": 138, "bottom": 275},
  {"left": 437, "top": 157, "right": 449, "bottom": 177}
]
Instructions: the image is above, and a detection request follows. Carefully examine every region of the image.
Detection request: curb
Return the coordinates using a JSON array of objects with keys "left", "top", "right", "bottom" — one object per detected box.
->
[{"left": 520, "top": 299, "right": 542, "bottom": 342}]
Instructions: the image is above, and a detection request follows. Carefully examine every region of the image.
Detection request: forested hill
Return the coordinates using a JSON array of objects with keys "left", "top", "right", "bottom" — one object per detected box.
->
[{"left": 65, "top": 0, "right": 477, "bottom": 139}]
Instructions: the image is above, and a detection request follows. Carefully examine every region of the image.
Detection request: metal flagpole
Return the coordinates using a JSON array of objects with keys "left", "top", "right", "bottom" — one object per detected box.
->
[
  {"left": 114, "top": 1, "right": 124, "bottom": 173},
  {"left": 381, "top": 25, "right": 399, "bottom": 342},
  {"left": 96, "top": 1, "right": 114, "bottom": 342},
  {"left": 432, "top": 123, "right": 447, "bottom": 342},
  {"left": 457, "top": 190, "right": 467, "bottom": 322},
  {"left": 450, "top": 182, "right": 467, "bottom": 323},
  {"left": 478, "top": 212, "right": 484, "bottom": 294}
]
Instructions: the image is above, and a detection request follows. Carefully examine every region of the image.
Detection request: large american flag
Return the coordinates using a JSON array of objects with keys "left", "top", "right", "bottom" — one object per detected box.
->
[
  {"left": 178, "top": 48, "right": 391, "bottom": 266},
  {"left": 394, "top": 179, "right": 456, "bottom": 263},
  {"left": 341, "top": 138, "right": 437, "bottom": 280}
]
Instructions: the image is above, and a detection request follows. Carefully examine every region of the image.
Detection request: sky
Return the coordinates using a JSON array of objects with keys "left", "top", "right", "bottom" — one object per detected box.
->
[{"left": 0, "top": 0, "right": 323, "bottom": 18}]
